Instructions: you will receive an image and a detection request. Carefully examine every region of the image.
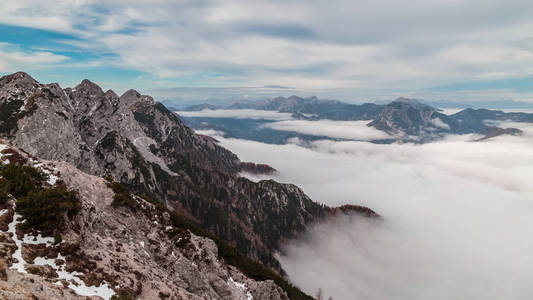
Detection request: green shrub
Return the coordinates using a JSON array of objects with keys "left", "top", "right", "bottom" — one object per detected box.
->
[
  {"left": 0, "top": 190, "right": 8, "bottom": 206},
  {"left": 53, "top": 233, "right": 62, "bottom": 245},
  {"left": 0, "top": 164, "right": 47, "bottom": 198},
  {"left": 16, "top": 185, "right": 80, "bottom": 234},
  {"left": 0, "top": 163, "right": 80, "bottom": 234},
  {"left": 109, "top": 181, "right": 138, "bottom": 211}
]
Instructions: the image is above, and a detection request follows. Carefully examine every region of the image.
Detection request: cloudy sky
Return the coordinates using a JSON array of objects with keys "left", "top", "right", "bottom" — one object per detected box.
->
[{"left": 1, "top": 0, "right": 533, "bottom": 103}]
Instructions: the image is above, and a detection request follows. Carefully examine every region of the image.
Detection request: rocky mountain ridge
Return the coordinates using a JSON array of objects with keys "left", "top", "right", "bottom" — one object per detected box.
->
[
  {"left": 368, "top": 98, "right": 444, "bottom": 136},
  {"left": 0, "top": 72, "right": 375, "bottom": 278},
  {"left": 0, "top": 141, "right": 296, "bottom": 299},
  {"left": 474, "top": 126, "right": 523, "bottom": 141}
]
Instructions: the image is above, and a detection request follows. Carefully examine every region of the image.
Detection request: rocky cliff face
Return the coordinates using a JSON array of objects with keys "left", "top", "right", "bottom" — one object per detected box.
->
[
  {"left": 0, "top": 141, "right": 292, "bottom": 299},
  {"left": 239, "top": 162, "right": 277, "bottom": 175},
  {"left": 0, "top": 72, "right": 371, "bottom": 276},
  {"left": 0, "top": 72, "right": 241, "bottom": 175}
]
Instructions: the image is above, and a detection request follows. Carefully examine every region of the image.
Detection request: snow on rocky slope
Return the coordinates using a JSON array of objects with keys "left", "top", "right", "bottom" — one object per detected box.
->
[{"left": 0, "top": 142, "right": 288, "bottom": 299}]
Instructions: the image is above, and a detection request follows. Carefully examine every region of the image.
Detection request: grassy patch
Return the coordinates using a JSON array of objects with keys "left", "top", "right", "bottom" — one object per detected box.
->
[{"left": 109, "top": 180, "right": 138, "bottom": 211}]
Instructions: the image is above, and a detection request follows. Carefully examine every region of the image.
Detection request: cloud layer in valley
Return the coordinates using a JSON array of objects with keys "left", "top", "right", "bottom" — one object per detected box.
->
[
  {"left": 181, "top": 108, "right": 392, "bottom": 141},
  {"left": 263, "top": 119, "right": 391, "bottom": 141},
  {"left": 204, "top": 123, "right": 533, "bottom": 299}
]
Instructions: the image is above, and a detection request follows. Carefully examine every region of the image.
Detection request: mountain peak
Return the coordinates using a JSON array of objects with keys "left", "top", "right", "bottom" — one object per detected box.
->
[
  {"left": 9, "top": 71, "right": 33, "bottom": 80},
  {"left": 287, "top": 95, "right": 303, "bottom": 100},
  {"left": 104, "top": 89, "right": 118, "bottom": 99},
  {"left": 120, "top": 89, "right": 154, "bottom": 108},
  {"left": 393, "top": 97, "right": 420, "bottom": 105},
  {"left": 78, "top": 78, "right": 99, "bottom": 87},
  {"left": 392, "top": 97, "right": 435, "bottom": 111},
  {"left": 0, "top": 71, "right": 38, "bottom": 88},
  {"left": 120, "top": 89, "right": 141, "bottom": 100},
  {"left": 394, "top": 96, "right": 415, "bottom": 102},
  {"left": 74, "top": 78, "right": 104, "bottom": 96},
  {"left": 368, "top": 97, "right": 446, "bottom": 137}
]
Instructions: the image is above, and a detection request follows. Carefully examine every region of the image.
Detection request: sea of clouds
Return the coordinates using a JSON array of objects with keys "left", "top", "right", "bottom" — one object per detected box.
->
[
  {"left": 181, "top": 108, "right": 393, "bottom": 141},
  {"left": 199, "top": 121, "right": 533, "bottom": 300},
  {"left": 263, "top": 119, "right": 390, "bottom": 141}
]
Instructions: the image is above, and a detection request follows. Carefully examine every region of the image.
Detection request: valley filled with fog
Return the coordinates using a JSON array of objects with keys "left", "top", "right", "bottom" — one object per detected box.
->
[{"left": 197, "top": 120, "right": 533, "bottom": 300}]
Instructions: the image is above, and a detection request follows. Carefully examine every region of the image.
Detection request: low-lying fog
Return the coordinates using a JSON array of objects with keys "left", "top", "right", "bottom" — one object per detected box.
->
[{"left": 197, "top": 121, "right": 533, "bottom": 300}]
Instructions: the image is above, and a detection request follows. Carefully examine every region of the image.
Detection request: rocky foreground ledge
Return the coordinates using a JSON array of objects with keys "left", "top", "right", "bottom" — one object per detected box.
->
[{"left": 0, "top": 142, "right": 292, "bottom": 299}]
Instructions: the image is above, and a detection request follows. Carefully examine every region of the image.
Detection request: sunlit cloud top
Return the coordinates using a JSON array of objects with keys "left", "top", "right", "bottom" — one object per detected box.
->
[{"left": 1, "top": 0, "right": 533, "bottom": 103}]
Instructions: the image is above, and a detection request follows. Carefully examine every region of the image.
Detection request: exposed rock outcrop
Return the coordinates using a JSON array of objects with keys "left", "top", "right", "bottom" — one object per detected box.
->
[
  {"left": 240, "top": 162, "right": 277, "bottom": 175},
  {"left": 0, "top": 143, "right": 292, "bottom": 299}
]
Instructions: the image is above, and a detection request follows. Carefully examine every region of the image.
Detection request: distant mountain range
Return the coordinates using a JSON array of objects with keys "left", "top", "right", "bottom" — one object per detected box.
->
[
  {"left": 411, "top": 99, "right": 533, "bottom": 109},
  {"left": 165, "top": 96, "right": 533, "bottom": 111},
  {"left": 191, "top": 95, "right": 383, "bottom": 121},
  {"left": 179, "top": 96, "right": 533, "bottom": 143}
]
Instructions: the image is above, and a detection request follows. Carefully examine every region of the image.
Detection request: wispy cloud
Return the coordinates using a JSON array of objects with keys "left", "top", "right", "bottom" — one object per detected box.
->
[
  {"left": 0, "top": 42, "right": 70, "bottom": 72},
  {"left": 2, "top": 1, "right": 533, "bottom": 102}
]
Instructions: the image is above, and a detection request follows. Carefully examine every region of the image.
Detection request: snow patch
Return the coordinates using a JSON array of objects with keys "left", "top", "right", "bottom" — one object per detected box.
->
[
  {"left": 132, "top": 137, "right": 177, "bottom": 176},
  {"left": 8, "top": 213, "right": 28, "bottom": 273},
  {"left": 228, "top": 277, "right": 254, "bottom": 300},
  {"left": 33, "top": 162, "right": 59, "bottom": 185},
  {"left": 23, "top": 233, "right": 54, "bottom": 245},
  {"left": 6, "top": 210, "right": 115, "bottom": 299},
  {"left": 34, "top": 253, "right": 115, "bottom": 299},
  {"left": 0, "top": 143, "right": 10, "bottom": 164}
]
